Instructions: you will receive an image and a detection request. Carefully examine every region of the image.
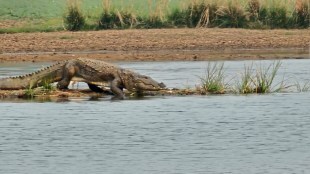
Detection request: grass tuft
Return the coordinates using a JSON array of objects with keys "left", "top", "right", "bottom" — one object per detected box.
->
[
  {"left": 236, "top": 61, "right": 284, "bottom": 94},
  {"left": 236, "top": 63, "right": 255, "bottom": 94},
  {"left": 199, "top": 62, "right": 227, "bottom": 94}
]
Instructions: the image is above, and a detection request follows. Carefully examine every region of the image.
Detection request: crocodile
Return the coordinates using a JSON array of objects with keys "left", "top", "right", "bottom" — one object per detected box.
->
[{"left": 0, "top": 58, "right": 166, "bottom": 99}]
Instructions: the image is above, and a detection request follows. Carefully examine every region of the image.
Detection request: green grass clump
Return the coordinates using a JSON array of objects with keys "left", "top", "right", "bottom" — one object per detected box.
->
[
  {"left": 266, "top": 7, "right": 288, "bottom": 28},
  {"left": 199, "top": 62, "right": 227, "bottom": 94},
  {"left": 64, "top": 0, "right": 85, "bottom": 31},
  {"left": 254, "top": 61, "right": 282, "bottom": 93},
  {"left": 236, "top": 63, "right": 255, "bottom": 94},
  {"left": 98, "top": 10, "right": 120, "bottom": 29},
  {"left": 236, "top": 61, "right": 284, "bottom": 94}
]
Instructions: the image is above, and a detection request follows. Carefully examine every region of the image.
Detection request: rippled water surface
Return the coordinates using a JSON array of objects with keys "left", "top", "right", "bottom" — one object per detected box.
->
[{"left": 0, "top": 60, "right": 310, "bottom": 174}]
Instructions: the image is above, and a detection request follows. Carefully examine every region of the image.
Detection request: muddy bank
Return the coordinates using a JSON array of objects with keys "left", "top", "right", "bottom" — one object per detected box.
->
[
  {"left": 0, "top": 88, "right": 200, "bottom": 101},
  {"left": 0, "top": 28, "right": 309, "bottom": 62}
]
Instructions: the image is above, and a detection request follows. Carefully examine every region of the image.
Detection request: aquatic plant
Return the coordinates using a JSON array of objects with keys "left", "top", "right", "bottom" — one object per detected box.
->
[
  {"left": 235, "top": 61, "right": 285, "bottom": 94},
  {"left": 295, "top": 80, "right": 310, "bottom": 92},
  {"left": 236, "top": 63, "right": 255, "bottom": 94},
  {"left": 63, "top": 0, "right": 85, "bottom": 31},
  {"left": 253, "top": 61, "right": 282, "bottom": 93},
  {"left": 199, "top": 62, "right": 227, "bottom": 94}
]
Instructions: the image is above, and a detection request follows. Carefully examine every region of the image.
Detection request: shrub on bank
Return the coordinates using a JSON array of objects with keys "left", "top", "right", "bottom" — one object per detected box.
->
[
  {"left": 215, "top": 2, "right": 247, "bottom": 28},
  {"left": 63, "top": 0, "right": 85, "bottom": 31},
  {"left": 61, "top": 0, "right": 309, "bottom": 31}
]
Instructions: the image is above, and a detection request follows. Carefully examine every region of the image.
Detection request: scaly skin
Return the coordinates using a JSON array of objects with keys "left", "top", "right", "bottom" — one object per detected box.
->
[{"left": 0, "top": 58, "right": 166, "bottom": 99}]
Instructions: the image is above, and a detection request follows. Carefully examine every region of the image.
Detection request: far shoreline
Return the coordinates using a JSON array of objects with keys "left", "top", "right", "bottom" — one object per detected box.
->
[
  {"left": 0, "top": 48, "right": 309, "bottom": 63},
  {"left": 0, "top": 28, "right": 309, "bottom": 62}
]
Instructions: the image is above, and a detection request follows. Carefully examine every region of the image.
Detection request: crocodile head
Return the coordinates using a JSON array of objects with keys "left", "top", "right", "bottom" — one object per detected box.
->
[
  {"left": 133, "top": 74, "right": 166, "bottom": 91},
  {"left": 121, "top": 70, "right": 166, "bottom": 92}
]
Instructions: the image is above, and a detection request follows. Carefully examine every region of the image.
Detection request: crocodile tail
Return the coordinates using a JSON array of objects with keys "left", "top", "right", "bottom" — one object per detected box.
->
[{"left": 0, "top": 61, "right": 66, "bottom": 90}]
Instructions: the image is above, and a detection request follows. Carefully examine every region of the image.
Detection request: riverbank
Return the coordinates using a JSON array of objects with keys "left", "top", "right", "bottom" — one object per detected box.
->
[{"left": 0, "top": 28, "right": 309, "bottom": 62}]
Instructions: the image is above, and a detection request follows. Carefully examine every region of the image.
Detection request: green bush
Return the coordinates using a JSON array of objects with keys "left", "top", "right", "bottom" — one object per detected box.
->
[
  {"left": 63, "top": 4, "right": 85, "bottom": 31},
  {"left": 268, "top": 7, "right": 288, "bottom": 28},
  {"left": 98, "top": 10, "right": 119, "bottom": 29},
  {"left": 251, "top": 5, "right": 288, "bottom": 29}
]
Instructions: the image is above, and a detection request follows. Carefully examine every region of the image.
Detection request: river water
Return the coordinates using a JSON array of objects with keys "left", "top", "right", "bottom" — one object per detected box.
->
[{"left": 0, "top": 59, "right": 310, "bottom": 174}]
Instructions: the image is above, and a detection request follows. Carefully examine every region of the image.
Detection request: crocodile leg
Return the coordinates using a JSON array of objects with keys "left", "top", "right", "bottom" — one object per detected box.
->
[
  {"left": 110, "top": 78, "right": 125, "bottom": 99},
  {"left": 57, "top": 61, "right": 76, "bottom": 90}
]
